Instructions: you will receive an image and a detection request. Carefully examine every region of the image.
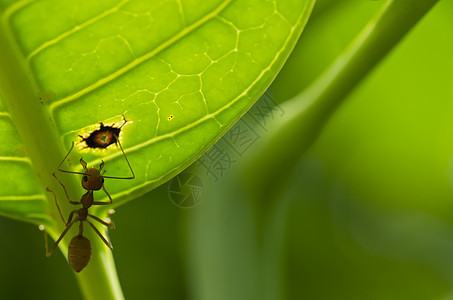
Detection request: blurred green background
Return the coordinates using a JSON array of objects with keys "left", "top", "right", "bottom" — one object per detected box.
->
[{"left": 2, "top": 0, "right": 453, "bottom": 299}]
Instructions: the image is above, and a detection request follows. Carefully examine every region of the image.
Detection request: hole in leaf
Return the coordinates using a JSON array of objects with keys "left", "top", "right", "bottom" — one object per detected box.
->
[{"left": 79, "top": 116, "right": 128, "bottom": 149}]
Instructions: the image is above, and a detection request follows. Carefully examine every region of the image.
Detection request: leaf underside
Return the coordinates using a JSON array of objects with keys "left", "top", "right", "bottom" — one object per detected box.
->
[{"left": 0, "top": 0, "right": 313, "bottom": 223}]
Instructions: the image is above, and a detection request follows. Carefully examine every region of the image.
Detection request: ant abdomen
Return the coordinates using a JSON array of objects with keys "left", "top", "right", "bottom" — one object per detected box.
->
[{"left": 68, "top": 234, "right": 92, "bottom": 273}]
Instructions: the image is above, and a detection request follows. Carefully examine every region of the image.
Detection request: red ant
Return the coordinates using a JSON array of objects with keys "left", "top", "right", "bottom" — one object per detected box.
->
[{"left": 45, "top": 135, "right": 134, "bottom": 272}]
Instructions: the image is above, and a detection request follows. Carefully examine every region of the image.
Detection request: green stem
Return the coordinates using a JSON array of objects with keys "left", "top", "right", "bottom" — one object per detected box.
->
[
  {"left": 0, "top": 14, "right": 124, "bottom": 300},
  {"left": 75, "top": 210, "right": 125, "bottom": 300},
  {"left": 244, "top": 0, "right": 440, "bottom": 201},
  {"left": 242, "top": 1, "right": 441, "bottom": 298}
]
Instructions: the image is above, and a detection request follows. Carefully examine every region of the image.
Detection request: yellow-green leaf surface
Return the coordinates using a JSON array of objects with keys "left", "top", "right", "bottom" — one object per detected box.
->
[{"left": 0, "top": 0, "right": 314, "bottom": 224}]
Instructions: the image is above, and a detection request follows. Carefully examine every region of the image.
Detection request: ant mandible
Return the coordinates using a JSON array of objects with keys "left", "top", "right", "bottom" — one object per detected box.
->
[{"left": 45, "top": 135, "right": 135, "bottom": 272}]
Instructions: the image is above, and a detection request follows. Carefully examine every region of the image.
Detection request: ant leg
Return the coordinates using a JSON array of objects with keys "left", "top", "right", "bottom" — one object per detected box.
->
[
  {"left": 46, "top": 188, "right": 65, "bottom": 224},
  {"left": 103, "top": 186, "right": 113, "bottom": 204},
  {"left": 88, "top": 214, "right": 115, "bottom": 230},
  {"left": 92, "top": 186, "right": 113, "bottom": 205},
  {"left": 67, "top": 210, "right": 77, "bottom": 226},
  {"left": 86, "top": 220, "right": 113, "bottom": 250},
  {"left": 58, "top": 142, "right": 74, "bottom": 169},
  {"left": 57, "top": 142, "right": 87, "bottom": 176},
  {"left": 102, "top": 134, "right": 135, "bottom": 180},
  {"left": 46, "top": 219, "right": 77, "bottom": 257},
  {"left": 52, "top": 173, "right": 80, "bottom": 205}
]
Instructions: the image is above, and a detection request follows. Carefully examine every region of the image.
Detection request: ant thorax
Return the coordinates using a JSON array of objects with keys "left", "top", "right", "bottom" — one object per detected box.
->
[{"left": 80, "top": 191, "right": 94, "bottom": 208}]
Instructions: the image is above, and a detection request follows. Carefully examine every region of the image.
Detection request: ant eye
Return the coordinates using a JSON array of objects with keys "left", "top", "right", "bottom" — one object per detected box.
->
[
  {"left": 101, "top": 177, "right": 104, "bottom": 184},
  {"left": 83, "top": 176, "right": 88, "bottom": 182}
]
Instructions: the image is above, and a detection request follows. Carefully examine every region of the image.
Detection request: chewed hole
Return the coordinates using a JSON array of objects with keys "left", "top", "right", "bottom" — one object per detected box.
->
[{"left": 79, "top": 116, "right": 129, "bottom": 149}]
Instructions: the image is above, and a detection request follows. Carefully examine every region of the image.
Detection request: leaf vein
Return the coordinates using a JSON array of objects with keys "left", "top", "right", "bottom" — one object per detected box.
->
[
  {"left": 83, "top": 2, "right": 306, "bottom": 168},
  {"left": 0, "top": 156, "right": 31, "bottom": 163},
  {"left": 0, "top": 195, "right": 45, "bottom": 201},
  {"left": 1, "top": 0, "right": 36, "bottom": 23},
  {"left": 26, "top": 0, "right": 131, "bottom": 60},
  {"left": 49, "top": 0, "right": 234, "bottom": 112}
]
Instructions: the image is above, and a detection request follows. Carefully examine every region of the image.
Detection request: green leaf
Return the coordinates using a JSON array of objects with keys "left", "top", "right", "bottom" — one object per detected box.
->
[
  {"left": 0, "top": 0, "right": 315, "bottom": 298},
  {"left": 0, "top": 0, "right": 314, "bottom": 223}
]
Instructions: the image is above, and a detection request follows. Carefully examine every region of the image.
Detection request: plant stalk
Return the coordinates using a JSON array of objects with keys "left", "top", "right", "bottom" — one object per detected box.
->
[
  {"left": 244, "top": 0, "right": 440, "bottom": 201},
  {"left": 0, "top": 14, "right": 124, "bottom": 300}
]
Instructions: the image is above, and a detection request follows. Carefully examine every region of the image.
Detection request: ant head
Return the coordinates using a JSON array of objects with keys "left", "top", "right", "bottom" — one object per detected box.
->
[
  {"left": 81, "top": 167, "right": 104, "bottom": 191},
  {"left": 79, "top": 158, "right": 105, "bottom": 191}
]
